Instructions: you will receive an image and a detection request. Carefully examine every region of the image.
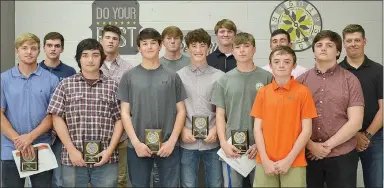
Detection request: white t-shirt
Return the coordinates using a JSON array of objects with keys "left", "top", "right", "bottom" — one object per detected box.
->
[{"left": 104, "top": 61, "right": 113, "bottom": 69}]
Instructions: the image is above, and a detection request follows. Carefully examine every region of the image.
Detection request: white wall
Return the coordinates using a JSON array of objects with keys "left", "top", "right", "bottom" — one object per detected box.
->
[
  {"left": 13, "top": 1, "right": 383, "bottom": 187},
  {"left": 15, "top": 1, "right": 383, "bottom": 71}
]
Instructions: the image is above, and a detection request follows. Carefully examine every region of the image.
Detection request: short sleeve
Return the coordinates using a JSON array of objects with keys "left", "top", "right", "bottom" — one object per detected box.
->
[
  {"left": 211, "top": 81, "right": 225, "bottom": 109},
  {"left": 70, "top": 67, "right": 77, "bottom": 76},
  {"left": 250, "top": 87, "right": 265, "bottom": 119},
  {"left": 267, "top": 73, "right": 274, "bottom": 84},
  {"left": 49, "top": 76, "right": 60, "bottom": 101},
  {"left": 301, "top": 87, "right": 318, "bottom": 119},
  {"left": 47, "top": 81, "right": 66, "bottom": 117},
  {"left": 295, "top": 73, "right": 305, "bottom": 84},
  {"left": 117, "top": 71, "right": 131, "bottom": 103},
  {"left": 347, "top": 74, "right": 365, "bottom": 107},
  {"left": 376, "top": 69, "right": 383, "bottom": 100},
  {"left": 175, "top": 73, "right": 187, "bottom": 103},
  {"left": 1, "top": 75, "right": 7, "bottom": 110}
]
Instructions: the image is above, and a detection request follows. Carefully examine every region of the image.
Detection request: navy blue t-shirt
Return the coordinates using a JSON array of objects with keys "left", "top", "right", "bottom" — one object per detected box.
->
[{"left": 39, "top": 60, "right": 76, "bottom": 81}]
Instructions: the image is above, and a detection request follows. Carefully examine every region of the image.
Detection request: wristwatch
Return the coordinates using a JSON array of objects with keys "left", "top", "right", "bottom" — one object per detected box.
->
[{"left": 364, "top": 131, "right": 373, "bottom": 140}]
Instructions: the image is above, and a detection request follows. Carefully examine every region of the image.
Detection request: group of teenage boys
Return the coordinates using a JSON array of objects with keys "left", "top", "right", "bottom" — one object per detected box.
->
[{"left": 1, "top": 18, "right": 382, "bottom": 188}]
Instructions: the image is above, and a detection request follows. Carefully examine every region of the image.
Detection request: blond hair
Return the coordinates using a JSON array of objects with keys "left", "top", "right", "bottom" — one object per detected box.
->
[
  {"left": 15, "top": 33, "right": 40, "bottom": 49},
  {"left": 233, "top": 32, "right": 256, "bottom": 47}
]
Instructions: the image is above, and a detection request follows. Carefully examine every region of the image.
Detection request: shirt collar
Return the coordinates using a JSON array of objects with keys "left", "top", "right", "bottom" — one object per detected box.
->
[
  {"left": 114, "top": 54, "right": 123, "bottom": 67},
  {"left": 11, "top": 64, "right": 42, "bottom": 78},
  {"left": 314, "top": 63, "right": 339, "bottom": 76},
  {"left": 272, "top": 76, "right": 295, "bottom": 91},
  {"left": 102, "top": 54, "right": 122, "bottom": 69},
  {"left": 74, "top": 71, "right": 107, "bottom": 82},
  {"left": 341, "top": 55, "right": 370, "bottom": 70},
  {"left": 40, "top": 60, "right": 63, "bottom": 70},
  {"left": 213, "top": 48, "right": 232, "bottom": 57},
  {"left": 188, "top": 63, "right": 214, "bottom": 73}
]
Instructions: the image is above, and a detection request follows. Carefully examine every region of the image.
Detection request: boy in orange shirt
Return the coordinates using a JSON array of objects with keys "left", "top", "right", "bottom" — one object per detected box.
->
[{"left": 250, "top": 46, "right": 317, "bottom": 187}]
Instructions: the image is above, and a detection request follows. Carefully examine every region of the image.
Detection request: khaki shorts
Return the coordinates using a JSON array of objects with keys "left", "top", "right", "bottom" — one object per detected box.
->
[{"left": 253, "top": 163, "right": 306, "bottom": 187}]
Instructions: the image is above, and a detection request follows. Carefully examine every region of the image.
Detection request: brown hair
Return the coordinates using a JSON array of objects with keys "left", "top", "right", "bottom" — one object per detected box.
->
[
  {"left": 75, "top": 38, "right": 106, "bottom": 69},
  {"left": 312, "top": 30, "right": 342, "bottom": 60},
  {"left": 184, "top": 28, "right": 211, "bottom": 47},
  {"left": 269, "top": 46, "right": 297, "bottom": 64},
  {"left": 214, "top": 19, "right": 237, "bottom": 34},
  {"left": 102, "top": 24, "right": 122, "bottom": 40},
  {"left": 43, "top": 32, "right": 64, "bottom": 48},
  {"left": 136, "top": 28, "right": 162, "bottom": 47},
  {"left": 162, "top": 26, "right": 183, "bottom": 40},
  {"left": 342, "top": 24, "right": 365, "bottom": 39},
  {"left": 271, "top": 29, "right": 291, "bottom": 43}
]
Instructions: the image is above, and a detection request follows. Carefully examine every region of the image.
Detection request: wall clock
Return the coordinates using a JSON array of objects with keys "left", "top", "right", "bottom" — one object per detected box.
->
[{"left": 269, "top": 0, "right": 323, "bottom": 52}]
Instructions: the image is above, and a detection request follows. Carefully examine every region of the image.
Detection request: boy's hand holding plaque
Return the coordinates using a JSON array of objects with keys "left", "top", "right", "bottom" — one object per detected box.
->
[
  {"left": 192, "top": 116, "right": 209, "bottom": 139},
  {"left": 83, "top": 140, "right": 101, "bottom": 164},
  {"left": 145, "top": 129, "right": 162, "bottom": 155},
  {"left": 20, "top": 147, "right": 38, "bottom": 172},
  {"left": 231, "top": 130, "right": 249, "bottom": 154}
]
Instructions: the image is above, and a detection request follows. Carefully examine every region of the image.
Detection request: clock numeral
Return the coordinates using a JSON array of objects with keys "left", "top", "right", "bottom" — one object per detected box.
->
[
  {"left": 299, "top": 43, "right": 304, "bottom": 49},
  {"left": 299, "top": 1, "right": 304, "bottom": 7},
  {"left": 289, "top": 1, "right": 294, "bottom": 7},
  {"left": 307, "top": 7, "right": 314, "bottom": 13},
  {"left": 313, "top": 28, "right": 320, "bottom": 34},
  {"left": 272, "top": 17, "right": 278, "bottom": 22},
  {"left": 315, "top": 17, "right": 320, "bottom": 22}
]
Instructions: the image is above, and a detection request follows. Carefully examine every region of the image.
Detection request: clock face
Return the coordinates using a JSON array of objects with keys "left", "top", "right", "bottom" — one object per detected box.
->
[{"left": 269, "top": 0, "right": 322, "bottom": 52}]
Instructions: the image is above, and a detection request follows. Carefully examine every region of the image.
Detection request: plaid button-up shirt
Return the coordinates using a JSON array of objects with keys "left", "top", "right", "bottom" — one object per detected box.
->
[
  {"left": 100, "top": 55, "right": 133, "bottom": 142},
  {"left": 100, "top": 55, "right": 133, "bottom": 83},
  {"left": 47, "top": 72, "right": 121, "bottom": 166}
]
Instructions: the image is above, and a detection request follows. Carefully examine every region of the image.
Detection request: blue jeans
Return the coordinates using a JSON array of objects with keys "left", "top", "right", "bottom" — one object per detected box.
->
[
  {"left": 152, "top": 162, "right": 161, "bottom": 187},
  {"left": 181, "top": 147, "right": 222, "bottom": 187},
  {"left": 127, "top": 146, "right": 181, "bottom": 187},
  {"left": 359, "top": 130, "right": 383, "bottom": 188},
  {"left": 62, "top": 163, "right": 118, "bottom": 187},
  {"left": 1, "top": 160, "right": 52, "bottom": 187},
  {"left": 52, "top": 139, "right": 63, "bottom": 187}
]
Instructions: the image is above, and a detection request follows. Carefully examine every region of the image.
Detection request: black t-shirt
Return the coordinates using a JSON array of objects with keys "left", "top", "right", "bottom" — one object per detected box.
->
[{"left": 339, "top": 55, "right": 383, "bottom": 132}]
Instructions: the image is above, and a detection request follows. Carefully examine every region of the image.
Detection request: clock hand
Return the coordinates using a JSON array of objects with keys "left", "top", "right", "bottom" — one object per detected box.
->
[{"left": 284, "top": 8, "right": 308, "bottom": 41}]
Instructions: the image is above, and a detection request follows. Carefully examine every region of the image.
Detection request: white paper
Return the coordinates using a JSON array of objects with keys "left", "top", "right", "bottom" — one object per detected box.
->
[
  {"left": 12, "top": 143, "right": 58, "bottom": 178},
  {"left": 217, "top": 137, "right": 257, "bottom": 177}
]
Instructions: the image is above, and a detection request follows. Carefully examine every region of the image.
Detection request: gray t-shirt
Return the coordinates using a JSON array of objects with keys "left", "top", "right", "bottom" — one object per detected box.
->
[
  {"left": 160, "top": 54, "right": 190, "bottom": 72},
  {"left": 211, "top": 67, "right": 273, "bottom": 145},
  {"left": 117, "top": 64, "right": 187, "bottom": 148}
]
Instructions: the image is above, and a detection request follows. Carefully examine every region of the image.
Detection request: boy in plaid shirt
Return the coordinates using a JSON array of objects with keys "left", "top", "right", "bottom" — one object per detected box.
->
[{"left": 47, "top": 38, "right": 123, "bottom": 187}]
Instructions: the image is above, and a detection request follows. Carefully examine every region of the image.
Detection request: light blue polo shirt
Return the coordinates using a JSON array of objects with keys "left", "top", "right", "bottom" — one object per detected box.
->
[{"left": 1, "top": 65, "right": 59, "bottom": 160}]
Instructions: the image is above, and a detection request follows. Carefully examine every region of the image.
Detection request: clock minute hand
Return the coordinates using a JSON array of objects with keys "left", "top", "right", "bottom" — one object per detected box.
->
[{"left": 283, "top": 8, "right": 306, "bottom": 40}]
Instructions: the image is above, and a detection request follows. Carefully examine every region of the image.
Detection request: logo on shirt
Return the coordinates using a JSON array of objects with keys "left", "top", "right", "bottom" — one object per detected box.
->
[
  {"left": 255, "top": 83, "right": 264, "bottom": 91},
  {"left": 90, "top": 0, "right": 143, "bottom": 55},
  {"left": 287, "top": 95, "right": 296, "bottom": 100}
]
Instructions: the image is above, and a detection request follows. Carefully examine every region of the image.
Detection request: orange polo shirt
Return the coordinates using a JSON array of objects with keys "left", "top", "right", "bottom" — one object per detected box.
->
[{"left": 250, "top": 77, "right": 317, "bottom": 167}]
